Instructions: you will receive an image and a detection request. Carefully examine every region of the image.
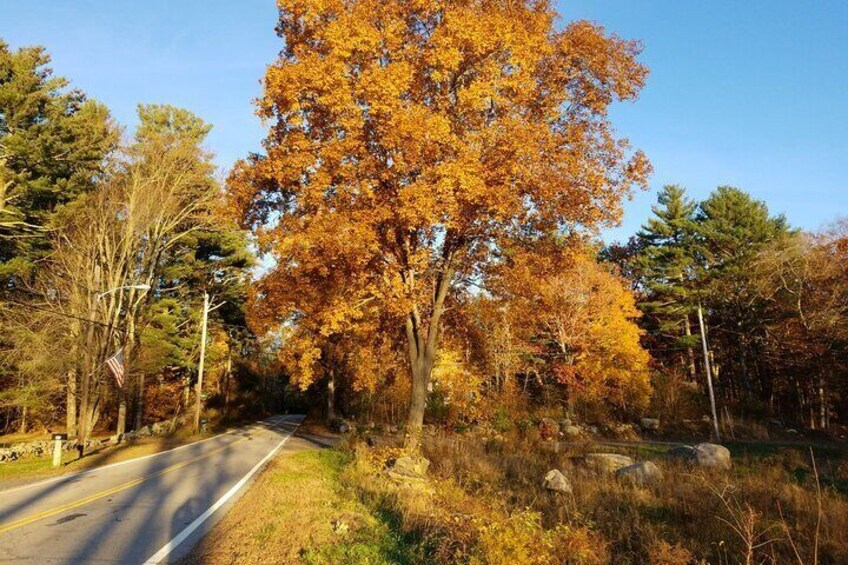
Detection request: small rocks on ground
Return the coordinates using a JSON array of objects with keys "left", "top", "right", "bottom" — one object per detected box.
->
[{"left": 543, "top": 469, "right": 572, "bottom": 494}]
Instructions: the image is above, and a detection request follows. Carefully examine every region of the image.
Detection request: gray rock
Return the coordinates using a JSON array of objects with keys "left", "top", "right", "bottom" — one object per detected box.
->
[
  {"left": 693, "top": 443, "right": 732, "bottom": 470},
  {"left": 543, "top": 469, "right": 572, "bottom": 494},
  {"left": 329, "top": 418, "right": 351, "bottom": 433},
  {"left": 387, "top": 456, "right": 430, "bottom": 482},
  {"left": 666, "top": 445, "right": 697, "bottom": 462},
  {"left": 583, "top": 453, "right": 634, "bottom": 473},
  {"left": 640, "top": 418, "right": 660, "bottom": 431},
  {"left": 562, "top": 425, "right": 582, "bottom": 438},
  {"left": 665, "top": 443, "right": 731, "bottom": 470},
  {"left": 616, "top": 461, "right": 664, "bottom": 485}
]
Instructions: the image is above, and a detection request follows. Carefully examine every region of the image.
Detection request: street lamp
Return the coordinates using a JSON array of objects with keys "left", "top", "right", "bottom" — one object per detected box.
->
[{"left": 95, "top": 284, "right": 151, "bottom": 301}]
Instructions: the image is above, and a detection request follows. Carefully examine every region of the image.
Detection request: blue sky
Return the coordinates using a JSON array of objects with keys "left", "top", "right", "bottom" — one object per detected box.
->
[{"left": 2, "top": 1, "right": 846, "bottom": 241}]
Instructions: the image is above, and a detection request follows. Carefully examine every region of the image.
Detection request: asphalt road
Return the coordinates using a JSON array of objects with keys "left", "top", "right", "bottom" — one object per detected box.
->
[{"left": 0, "top": 414, "right": 303, "bottom": 564}]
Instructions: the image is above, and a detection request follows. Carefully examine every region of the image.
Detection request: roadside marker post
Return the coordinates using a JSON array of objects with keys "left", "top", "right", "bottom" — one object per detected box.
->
[{"left": 52, "top": 433, "right": 68, "bottom": 468}]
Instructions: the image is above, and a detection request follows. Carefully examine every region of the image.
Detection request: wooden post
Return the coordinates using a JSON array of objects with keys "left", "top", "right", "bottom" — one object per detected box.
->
[
  {"left": 194, "top": 292, "right": 209, "bottom": 433},
  {"left": 697, "top": 304, "right": 721, "bottom": 441}
]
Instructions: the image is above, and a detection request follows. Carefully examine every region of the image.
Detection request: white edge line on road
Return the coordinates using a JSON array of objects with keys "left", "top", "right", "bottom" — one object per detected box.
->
[
  {"left": 0, "top": 417, "right": 283, "bottom": 496},
  {"left": 143, "top": 417, "right": 301, "bottom": 565}
]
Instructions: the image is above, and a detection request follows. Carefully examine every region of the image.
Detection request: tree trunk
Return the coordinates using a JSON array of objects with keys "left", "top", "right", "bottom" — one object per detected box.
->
[
  {"left": 326, "top": 369, "right": 337, "bottom": 420},
  {"left": 223, "top": 354, "right": 232, "bottom": 416},
  {"left": 403, "top": 262, "right": 453, "bottom": 450},
  {"left": 66, "top": 370, "right": 77, "bottom": 438},
  {"left": 683, "top": 315, "right": 697, "bottom": 380},
  {"left": 405, "top": 344, "right": 435, "bottom": 449},
  {"left": 19, "top": 406, "right": 27, "bottom": 435}
]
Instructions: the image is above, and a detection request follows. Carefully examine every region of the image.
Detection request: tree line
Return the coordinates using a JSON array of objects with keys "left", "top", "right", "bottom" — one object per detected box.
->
[
  {"left": 0, "top": 40, "right": 267, "bottom": 442},
  {"left": 609, "top": 185, "right": 847, "bottom": 431},
  {"left": 2, "top": 0, "right": 845, "bottom": 445},
  {"left": 230, "top": 0, "right": 845, "bottom": 441}
]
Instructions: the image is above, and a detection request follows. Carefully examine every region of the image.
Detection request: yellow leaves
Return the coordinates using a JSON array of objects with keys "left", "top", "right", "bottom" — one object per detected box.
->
[
  {"left": 278, "top": 327, "right": 322, "bottom": 390},
  {"left": 490, "top": 239, "right": 651, "bottom": 413}
]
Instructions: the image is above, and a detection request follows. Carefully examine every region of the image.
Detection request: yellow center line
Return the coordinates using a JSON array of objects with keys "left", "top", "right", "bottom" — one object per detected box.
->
[{"left": 0, "top": 436, "right": 247, "bottom": 535}]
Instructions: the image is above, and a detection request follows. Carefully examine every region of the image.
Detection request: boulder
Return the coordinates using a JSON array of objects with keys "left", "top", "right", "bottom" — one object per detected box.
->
[
  {"left": 329, "top": 418, "right": 351, "bottom": 433},
  {"left": 693, "top": 443, "right": 732, "bottom": 470},
  {"left": 387, "top": 456, "right": 430, "bottom": 482},
  {"left": 665, "top": 443, "right": 731, "bottom": 470},
  {"left": 665, "top": 445, "right": 697, "bottom": 463},
  {"left": 583, "top": 453, "right": 634, "bottom": 474},
  {"left": 539, "top": 418, "right": 560, "bottom": 441},
  {"left": 562, "top": 425, "right": 582, "bottom": 438},
  {"left": 640, "top": 418, "right": 660, "bottom": 431},
  {"left": 543, "top": 469, "right": 572, "bottom": 494},
  {"left": 616, "top": 461, "right": 663, "bottom": 485}
]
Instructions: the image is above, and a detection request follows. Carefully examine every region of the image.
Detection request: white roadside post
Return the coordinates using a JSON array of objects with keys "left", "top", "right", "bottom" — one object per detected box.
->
[{"left": 52, "top": 433, "right": 68, "bottom": 468}]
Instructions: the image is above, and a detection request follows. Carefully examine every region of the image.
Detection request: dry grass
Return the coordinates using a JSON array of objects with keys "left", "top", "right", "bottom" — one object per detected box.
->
[
  {"left": 346, "top": 430, "right": 848, "bottom": 564},
  {"left": 182, "top": 436, "right": 427, "bottom": 565}
]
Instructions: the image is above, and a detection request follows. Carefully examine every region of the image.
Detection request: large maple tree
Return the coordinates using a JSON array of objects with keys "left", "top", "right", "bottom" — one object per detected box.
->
[{"left": 231, "top": 0, "right": 650, "bottom": 443}]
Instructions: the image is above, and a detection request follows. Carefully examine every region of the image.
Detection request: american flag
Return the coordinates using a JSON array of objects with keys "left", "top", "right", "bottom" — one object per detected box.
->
[{"left": 106, "top": 349, "right": 125, "bottom": 388}]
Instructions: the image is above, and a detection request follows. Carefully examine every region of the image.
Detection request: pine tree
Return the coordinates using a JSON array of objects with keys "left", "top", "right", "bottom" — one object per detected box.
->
[
  {"left": 633, "top": 185, "right": 699, "bottom": 377},
  {"left": 692, "top": 186, "right": 790, "bottom": 396},
  {"left": 0, "top": 41, "right": 118, "bottom": 282}
]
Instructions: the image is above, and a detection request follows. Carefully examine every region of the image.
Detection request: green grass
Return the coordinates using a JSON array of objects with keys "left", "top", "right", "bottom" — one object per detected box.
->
[
  {"left": 300, "top": 450, "right": 429, "bottom": 565},
  {"left": 0, "top": 456, "right": 56, "bottom": 482}
]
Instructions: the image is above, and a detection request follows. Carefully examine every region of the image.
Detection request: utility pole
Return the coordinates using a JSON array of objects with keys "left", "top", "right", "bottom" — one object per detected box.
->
[
  {"left": 194, "top": 291, "right": 209, "bottom": 433},
  {"left": 697, "top": 303, "right": 721, "bottom": 441}
]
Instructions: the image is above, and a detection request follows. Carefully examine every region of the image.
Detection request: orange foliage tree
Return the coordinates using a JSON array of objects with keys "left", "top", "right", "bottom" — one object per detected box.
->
[
  {"left": 230, "top": 0, "right": 650, "bottom": 443},
  {"left": 487, "top": 239, "right": 651, "bottom": 415}
]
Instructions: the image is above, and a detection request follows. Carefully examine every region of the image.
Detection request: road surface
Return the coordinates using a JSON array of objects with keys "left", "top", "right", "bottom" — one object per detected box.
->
[{"left": 0, "top": 414, "right": 303, "bottom": 564}]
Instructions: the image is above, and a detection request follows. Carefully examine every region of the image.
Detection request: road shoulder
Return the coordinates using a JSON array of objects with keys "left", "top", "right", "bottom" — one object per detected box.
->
[{"left": 180, "top": 426, "right": 422, "bottom": 565}]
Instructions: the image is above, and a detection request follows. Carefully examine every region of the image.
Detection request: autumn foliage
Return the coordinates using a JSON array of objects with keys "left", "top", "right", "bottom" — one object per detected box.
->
[{"left": 230, "top": 0, "right": 651, "bottom": 437}]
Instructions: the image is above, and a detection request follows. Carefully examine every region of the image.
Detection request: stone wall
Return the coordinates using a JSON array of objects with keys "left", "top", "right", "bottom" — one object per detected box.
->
[{"left": 0, "top": 414, "right": 187, "bottom": 463}]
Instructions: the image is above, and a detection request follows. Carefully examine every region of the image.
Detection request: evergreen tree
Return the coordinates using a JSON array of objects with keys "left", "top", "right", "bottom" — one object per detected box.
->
[
  {"left": 632, "top": 185, "right": 699, "bottom": 376},
  {"left": 0, "top": 40, "right": 118, "bottom": 282},
  {"left": 692, "top": 186, "right": 790, "bottom": 397}
]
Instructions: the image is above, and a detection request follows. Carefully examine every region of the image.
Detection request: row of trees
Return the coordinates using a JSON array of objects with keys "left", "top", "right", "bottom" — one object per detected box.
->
[
  {"left": 231, "top": 0, "right": 844, "bottom": 439},
  {"left": 0, "top": 40, "right": 258, "bottom": 440},
  {"left": 611, "top": 185, "right": 847, "bottom": 430}
]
